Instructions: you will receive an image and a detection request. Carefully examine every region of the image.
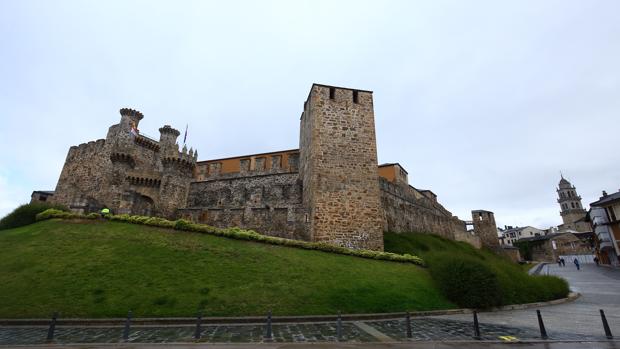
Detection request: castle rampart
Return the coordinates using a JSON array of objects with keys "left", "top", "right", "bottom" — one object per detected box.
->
[{"left": 48, "top": 84, "right": 494, "bottom": 251}]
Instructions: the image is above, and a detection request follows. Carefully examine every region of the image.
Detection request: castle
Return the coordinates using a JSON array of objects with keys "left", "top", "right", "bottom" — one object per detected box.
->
[{"left": 48, "top": 84, "right": 498, "bottom": 251}]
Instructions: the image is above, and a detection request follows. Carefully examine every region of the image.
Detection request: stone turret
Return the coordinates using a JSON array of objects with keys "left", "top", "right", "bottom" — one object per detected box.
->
[
  {"left": 159, "top": 125, "right": 181, "bottom": 157},
  {"left": 158, "top": 129, "right": 196, "bottom": 218},
  {"left": 119, "top": 108, "right": 144, "bottom": 130},
  {"left": 472, "top": 210, "right": 499, "bottom": 249}
]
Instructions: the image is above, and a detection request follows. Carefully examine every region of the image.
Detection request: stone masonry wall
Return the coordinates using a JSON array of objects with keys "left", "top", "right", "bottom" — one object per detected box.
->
[
  {"left": 51, "top": 139, "right": 110, "bottom": 213},
  {"left": 472, "top": 210, "right": 500, "bottom": 249},
  {"left": 299, "top": 85, "right": 384, "bottom": 250},
  {"left": 380, "top": 178, "right": 467, "bottom": 240},
  {"left": 180, "top": 172, "right": 307, "bottom": 240},
  {"left": 51, "top": 109, "right": 194, "bottom": 218}
]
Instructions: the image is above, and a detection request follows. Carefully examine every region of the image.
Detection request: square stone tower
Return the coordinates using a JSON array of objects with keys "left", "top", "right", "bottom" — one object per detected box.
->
[
  {"left": 472, "top": 210, "right": 499, "bottom": 249},
  {"left": 299, "top": 84, "right": 384, "bottom": 250}
]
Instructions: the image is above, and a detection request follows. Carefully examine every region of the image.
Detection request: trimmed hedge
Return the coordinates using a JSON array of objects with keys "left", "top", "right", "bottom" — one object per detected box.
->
[
  {"left": 426, "top": 252, "right": 502, "bottom": 308},
  {"left": 0, "top": 203, "right": 68, "bottom": 230},
  {"left": 35, "top": 209, "right": 424, "bottom": 266}
]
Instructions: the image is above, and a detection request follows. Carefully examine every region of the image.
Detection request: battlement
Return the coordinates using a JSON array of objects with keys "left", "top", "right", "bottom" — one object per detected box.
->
[
  {"left": 134, "top": 135, "right": 160, "bottom": 151},
  {"left": 126, "top": 176, "right": 161, "bottom": 188},
  {"left": 159, "top": 125, "right": 180, "bottom": 136},
  {"left": 110, "top": 152, "right": 136, "bottom": 168},
  {"left": 68, "top": 139, "right": 106, "bottom": 157},
  {"left": 120, "top": 108, "right": 144, "bottom": 120}
]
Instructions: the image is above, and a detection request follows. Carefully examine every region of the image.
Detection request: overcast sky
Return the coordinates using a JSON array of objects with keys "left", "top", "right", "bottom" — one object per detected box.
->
[{"left": 1, "top": 0, "right": 619, "bottom": 229}]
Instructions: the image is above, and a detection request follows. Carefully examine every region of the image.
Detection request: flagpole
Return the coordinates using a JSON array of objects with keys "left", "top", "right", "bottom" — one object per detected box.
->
[{"left": 183, "top": 124, "right": 188, "bottom": 145}]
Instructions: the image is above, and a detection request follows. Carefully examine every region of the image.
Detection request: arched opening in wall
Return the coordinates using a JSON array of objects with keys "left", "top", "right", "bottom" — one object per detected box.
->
[{"left": 131, "top": 193, "right": 154, "bottom": 216}]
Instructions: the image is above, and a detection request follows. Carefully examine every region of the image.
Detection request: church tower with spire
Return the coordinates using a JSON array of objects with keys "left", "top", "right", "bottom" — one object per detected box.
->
[{"left": 556, "top": 175, "right": 590, "bottom": 232}]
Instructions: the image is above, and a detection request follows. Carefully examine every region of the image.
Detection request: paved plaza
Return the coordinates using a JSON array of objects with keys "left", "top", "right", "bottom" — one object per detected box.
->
[{"left": 1, "top": 263, "right": 618, "bottom": 346}]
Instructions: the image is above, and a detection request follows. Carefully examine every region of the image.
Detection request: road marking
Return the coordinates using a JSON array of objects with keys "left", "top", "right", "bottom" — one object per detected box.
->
[
  {"left": 499, "top": 335, "right": 519, "bottom": 341},
  {"left": 353, "top": 321, "right": 394, "bottom": 342}
]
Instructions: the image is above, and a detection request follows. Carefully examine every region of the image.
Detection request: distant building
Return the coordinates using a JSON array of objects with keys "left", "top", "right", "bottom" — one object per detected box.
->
[
  {"left": 498, "top": 225, "right": 545, "bottom": 246},
  {"left": 589, "top": 190, "right": 620, "bottom": 266},
  {"left": 517, "top": 232, "right": 592, "bottom": 262},
  {"left": 30, "top": 190, "right": 54, "bottom": 204},
  {"left": 556, "top": 176, "right": 591, "bottom": 232}
]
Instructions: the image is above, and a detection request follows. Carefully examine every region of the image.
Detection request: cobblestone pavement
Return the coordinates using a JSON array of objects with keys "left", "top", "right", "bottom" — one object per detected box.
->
[
  {"left": 0, "top": 317, "right": 603, "bottom": 345},
  {"left": 0, "top": 323, "right": 374, "bottom": 345},
  {"left": 431, "top": 263, "right": 620, "bottom": 337}
]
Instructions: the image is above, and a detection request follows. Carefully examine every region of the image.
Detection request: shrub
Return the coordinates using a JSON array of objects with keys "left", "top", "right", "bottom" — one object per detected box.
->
[
  {"left": 0, "top": 203, "right": 68, "bottom": 230},
  {"left": 427, "top": 252, "right": 502, "bottom": 309},
  {"left": 173, "top": 219, "right": 192, "bottom": 231},
  {"left": 534, "top": 275, "right": 569, "bottom": 300},
  {"left": 86, "top": 213, "right": 100, "bottom": 219},
  {"left": 36, "top": 211, "right": 425, "bottom": 266}
]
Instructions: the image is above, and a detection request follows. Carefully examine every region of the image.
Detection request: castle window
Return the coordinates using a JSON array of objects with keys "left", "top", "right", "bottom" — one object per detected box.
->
[
  {"left": 571, "top": 202, "right": 575, "bottom": 208},
  {"left": 329, "top": 87, "right": 335, "bottom": 100},
  {"left": 353, "top": 90, "right": 359, "bottom": 104}
]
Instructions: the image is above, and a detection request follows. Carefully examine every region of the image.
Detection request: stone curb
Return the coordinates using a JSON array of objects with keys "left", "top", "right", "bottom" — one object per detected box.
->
[
  {"left": 0, "top": 293, "right": 580, "bottom": 327},
  {"left": 529, "top": 262, "right": 547, "bottom": 275},
  {"left": 2, "top": 339, "right": 619, "bottom": 347}
]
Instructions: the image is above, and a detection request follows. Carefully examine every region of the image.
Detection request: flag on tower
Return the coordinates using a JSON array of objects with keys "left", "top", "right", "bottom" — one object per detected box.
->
[{"left": 183, "top": 124, "right": 188, "bottom": 144}]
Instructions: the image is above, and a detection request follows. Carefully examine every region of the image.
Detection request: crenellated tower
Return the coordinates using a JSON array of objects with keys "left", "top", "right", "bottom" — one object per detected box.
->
[
  {"left": 299, "top": 84, "right": 384, "bottom": 250},
  {"left": 158, "top": 126, "right": 196, "bottom": 217},
  {"left": 472, "top": 210, "right": 499, "bottom": 249}
]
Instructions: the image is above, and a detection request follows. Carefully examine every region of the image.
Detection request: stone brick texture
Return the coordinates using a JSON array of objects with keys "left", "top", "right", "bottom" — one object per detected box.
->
[
  {"left": 299, "top": 85, "right": 384, "bottom": 250},
  {"left": 180, "top": 171, "right": 307, "bottom": 241},
  {"left": 51, "top": 109, "right": 196, "bottom": 218},
  {"left": 50, "top": 84, "right": 494, "bottom": 251},
  {"left": 472, "top": 210, "right": 500, "bottom": 249}
]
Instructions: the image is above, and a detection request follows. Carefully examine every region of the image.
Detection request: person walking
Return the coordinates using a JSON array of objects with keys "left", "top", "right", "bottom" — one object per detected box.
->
[
  {"left": 560, "top": 258, "right": 566, "bottom": 267},
  {"left": 557, "top": 257, "right": 562, "bottom": 267},
  {"left": 573, "top": 258, "right": 580, "bottom": 271}
]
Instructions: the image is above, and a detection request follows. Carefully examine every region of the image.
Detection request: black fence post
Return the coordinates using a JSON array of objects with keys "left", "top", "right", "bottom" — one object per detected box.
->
[
  {"left": 405, "top": 311, "right": 412, "bottom": 339},
  {"left": 46, "top": 312, "right": 58, "bottom": 342},
  {"left": 473, "top": 311, "right": 481, "bottom": 340},
  {"left": 600, "top": 309, "right": 613, "bottom": 339},
  {"left": 336, "top": 312, "right": 342, "bottom": 341},
  {"left": 194, "top": 311, "right": 203, "bottom": 340},
  {"left": 264, "top": 310, "right": 273, "bottom": 341},
  {"left": 536, "top": 310, "right": 548, "bottom": 340},
  {"left": 122, "top": 310, "right": 132, "bottom": 342}
]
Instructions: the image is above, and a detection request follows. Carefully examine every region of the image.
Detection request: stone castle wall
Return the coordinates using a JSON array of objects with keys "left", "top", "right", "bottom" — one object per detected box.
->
[
  {"left": 52, "top": 139, "right": 110, "bottom": 213},
  {"left": 300, "top": 85, "right": 384, "bottom": 250},
  {"left": 379, "top": 178, "right": 467, "bottom": 240},
  {"left": 49, "top": 84, "right": 490, "bottom": 251},
  {"left": 51, "top": 109, "right": 195, "bottom": 217},
  {"left": 179, "top": 169, "right": 307, "bottom": 240}
]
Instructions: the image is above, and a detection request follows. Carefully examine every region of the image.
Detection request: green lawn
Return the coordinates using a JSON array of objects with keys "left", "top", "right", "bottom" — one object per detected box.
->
[{"left": 0, "top": 220, "right": 454, "bottom": 318}]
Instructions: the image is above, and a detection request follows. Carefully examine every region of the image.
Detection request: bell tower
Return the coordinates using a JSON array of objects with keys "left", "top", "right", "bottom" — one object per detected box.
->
[{"left": 557, "top": 175, "right": 588, "bottom": 231}]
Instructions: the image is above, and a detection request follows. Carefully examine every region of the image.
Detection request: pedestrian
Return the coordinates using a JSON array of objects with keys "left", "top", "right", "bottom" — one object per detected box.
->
[
  {"left": 557, "top": 257, "right": 562, "bottom": 267},
  {"left": 561, "top": 258, "right": 566, "bottom": 267},
  {"left": 594, "top": 256, "right": 599, "bottom": 266},
  {"left": 573, "top": 258, "right": 580, "bottom": 271}
]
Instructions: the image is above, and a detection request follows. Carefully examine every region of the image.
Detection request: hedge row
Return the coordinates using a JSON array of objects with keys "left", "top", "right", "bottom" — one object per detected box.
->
[
  {"left": 35, "top": 209, "right": 425, "bottom": 266},
  {"left": 0, "top": 203, "right": 69, "bottom": 230}
]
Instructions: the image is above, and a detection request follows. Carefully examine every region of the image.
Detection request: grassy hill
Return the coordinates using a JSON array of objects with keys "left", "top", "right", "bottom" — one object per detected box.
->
[{"left": 0, "top": 220, "right": 453, "bottom": 318}]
